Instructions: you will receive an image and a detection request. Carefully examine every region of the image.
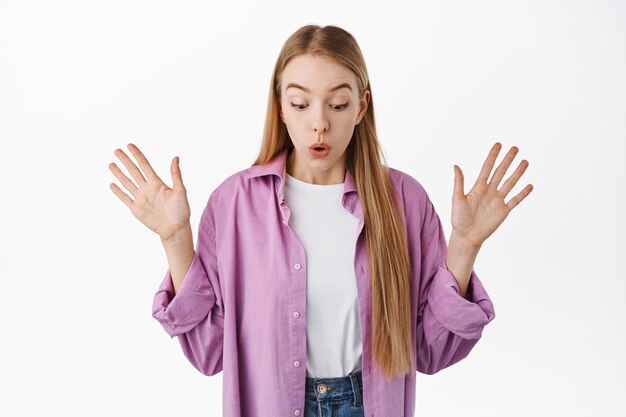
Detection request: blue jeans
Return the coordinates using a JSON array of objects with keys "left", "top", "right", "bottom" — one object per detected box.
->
[{"left": 304, "top": 369, "right": 364, "bottom": 417}]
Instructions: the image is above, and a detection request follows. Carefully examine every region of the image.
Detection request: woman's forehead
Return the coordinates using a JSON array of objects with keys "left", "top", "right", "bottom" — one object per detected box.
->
[{"left": 281, "top": 55, "right": 357, "bottom": 94}]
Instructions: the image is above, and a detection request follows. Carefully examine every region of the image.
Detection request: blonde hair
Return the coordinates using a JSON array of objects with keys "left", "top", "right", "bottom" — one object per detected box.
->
[{"left": 251, "top": 24, "right": 414, "bottom": 381}]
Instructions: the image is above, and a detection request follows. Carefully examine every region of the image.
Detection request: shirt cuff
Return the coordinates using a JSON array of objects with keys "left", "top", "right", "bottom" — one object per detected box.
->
[
  {"left": 152, "top": 251, "right": 217, "bottom": 338},
  {"left": 426, "top": 263, "right": 496, "bottom": 340}
]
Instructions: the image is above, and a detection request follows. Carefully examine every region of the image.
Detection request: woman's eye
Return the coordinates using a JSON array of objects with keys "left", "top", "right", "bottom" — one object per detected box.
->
[{"left": 290, "top": 103, "right": 349, "bottom": 111}]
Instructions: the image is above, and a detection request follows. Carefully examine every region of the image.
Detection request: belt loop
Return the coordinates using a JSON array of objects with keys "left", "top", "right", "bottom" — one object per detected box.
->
[{"left": 349, "top": 371, "right": 362, "bottom": 406}]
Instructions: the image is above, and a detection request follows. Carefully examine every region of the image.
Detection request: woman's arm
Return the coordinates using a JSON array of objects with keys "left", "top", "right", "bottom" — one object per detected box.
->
[
  {"left": 160, "top": 223, "right": 195, "bottom": 295},
  {"left": 152, "top": 194, "right": 225, "bottom": 376},
  {"left": 445, "top": 230, "right": 481, "bottom": 299},
  {"left": 415, "top": 199, "right": 496, "bottom": 375}
]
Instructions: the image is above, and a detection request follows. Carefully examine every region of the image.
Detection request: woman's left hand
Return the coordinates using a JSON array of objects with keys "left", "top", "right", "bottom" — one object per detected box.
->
[{"left": 450, "top": 142, "right": 534, "bottom": 250}]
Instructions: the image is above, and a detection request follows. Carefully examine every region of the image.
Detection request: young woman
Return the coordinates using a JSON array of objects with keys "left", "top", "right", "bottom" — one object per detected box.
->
[{"left": 109, "top": 24, "right": 532, "bottom": 417}]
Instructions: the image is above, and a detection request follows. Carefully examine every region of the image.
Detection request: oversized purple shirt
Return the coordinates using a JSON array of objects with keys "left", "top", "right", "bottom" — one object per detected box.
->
[{"left": 152, "top": 148, "right": 496, "bottom": 417}]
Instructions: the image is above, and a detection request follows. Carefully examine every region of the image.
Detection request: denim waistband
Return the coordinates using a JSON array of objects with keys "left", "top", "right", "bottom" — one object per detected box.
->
[{"left": 305, "top": 369, "right": 363, "bottom": 405}]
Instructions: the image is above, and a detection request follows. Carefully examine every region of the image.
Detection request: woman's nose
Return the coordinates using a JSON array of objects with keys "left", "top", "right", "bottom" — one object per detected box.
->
[{"left": 311, "top": 111, "right": 329, "bottom": 134}]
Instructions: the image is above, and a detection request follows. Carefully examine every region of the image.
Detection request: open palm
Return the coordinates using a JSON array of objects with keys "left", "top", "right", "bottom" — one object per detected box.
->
[
  {"left": 108, "top": 143, "right": 191, "bottom": 241},
  {"left": 451, "top": 142, "right": 534, "bottom": 249}
]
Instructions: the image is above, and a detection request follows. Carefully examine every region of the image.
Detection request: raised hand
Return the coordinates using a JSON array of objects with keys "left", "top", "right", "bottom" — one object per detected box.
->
[
  {"left": 450, "top": 142, "right": 534, "bottom": 249},
  {"left": 108, "top": 143, "right": 191, "bottom": 242}
]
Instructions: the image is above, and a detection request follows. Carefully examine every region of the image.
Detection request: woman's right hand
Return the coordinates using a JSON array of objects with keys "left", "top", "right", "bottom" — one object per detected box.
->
[{"left": 108, "top": 143, "right": 191, "bottom": 242}]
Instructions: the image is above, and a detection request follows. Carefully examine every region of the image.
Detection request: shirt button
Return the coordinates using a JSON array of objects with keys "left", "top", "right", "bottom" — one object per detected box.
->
[
  {"left": 293, "top": 410, "right": 301, "bottom": 416},
  {"left": 294, "top": 263, "right": 301, "bottom": 270},
  {"left": 292, "top": 311, "right": 300, "bottom": 318},
  {"left": 293, "top": 360, "right": 300, "bottom": 367}
]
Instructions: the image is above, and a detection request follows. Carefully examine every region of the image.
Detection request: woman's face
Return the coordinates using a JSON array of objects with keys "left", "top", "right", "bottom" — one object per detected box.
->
[{"left": 279, "top": 53, "right": 370, "bottom": 184}]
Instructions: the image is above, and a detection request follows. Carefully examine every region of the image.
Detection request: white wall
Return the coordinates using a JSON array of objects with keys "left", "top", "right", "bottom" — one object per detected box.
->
[{"left": 0, "top": 0, "right": 624, "bottom": 416}]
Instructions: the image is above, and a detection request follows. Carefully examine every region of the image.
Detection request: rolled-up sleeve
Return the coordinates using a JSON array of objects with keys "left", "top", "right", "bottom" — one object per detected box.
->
[
  {"left": 415, "top": 195, "right": 496, "bottom": 375},
  {"left": 151, "top": 193, "right": 225, "bottom": 376}
]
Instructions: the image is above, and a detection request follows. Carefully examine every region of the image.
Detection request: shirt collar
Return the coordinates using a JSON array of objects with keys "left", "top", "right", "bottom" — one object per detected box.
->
[{"left": 244, "top": 148, "right": 359, "bottom": 196}]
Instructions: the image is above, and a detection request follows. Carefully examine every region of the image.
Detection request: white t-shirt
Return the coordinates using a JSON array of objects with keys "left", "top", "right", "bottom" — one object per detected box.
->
[{"left": 284, "top": 172, "right": 363, "bottom": 378}]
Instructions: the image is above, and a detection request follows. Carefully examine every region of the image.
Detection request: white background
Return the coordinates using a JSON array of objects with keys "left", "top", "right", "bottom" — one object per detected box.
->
[{"left": 1, "top": 0, "right": 624, "bottom": 416}]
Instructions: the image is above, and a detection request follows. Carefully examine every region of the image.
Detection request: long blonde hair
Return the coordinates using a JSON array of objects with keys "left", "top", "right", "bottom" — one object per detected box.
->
[{"left": 251, "top": 24, "right": 414, "bottom": 381}]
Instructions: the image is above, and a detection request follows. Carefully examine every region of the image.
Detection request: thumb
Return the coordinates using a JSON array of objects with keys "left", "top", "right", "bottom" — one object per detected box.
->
[
  {"left": 453, "top": 164, "right": 464, "bottom": 199},
  {"left": 171, "top": 156, "right": 184, "bottom": 190}
]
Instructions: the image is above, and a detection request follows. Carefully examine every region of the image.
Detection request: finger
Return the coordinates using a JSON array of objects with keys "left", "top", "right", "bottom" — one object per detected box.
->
[
  {"left": 127, "top": 143, "right": 164, "bottom": 183},
  {"left": 114, "top": 147, "right": 148, "bottom": 186},
  {"left": 108, "top": 161, "right": 139, "bottom": 197},
  {"left": 109, "top": 182, "right": 135, "bottom": 209},
  {"left": 171, "top": 156, "right": 185, "bottom": 190},
  {"left": 453, "top": 164, "right": 465, "bottom": 199},
  {"left": 499, "top": 159, "right": 529, "bottom": 197},
  {"left": 506, "top": 184, "right": 534, "bottom": 211},
  {"left": 489, "top": 145, "right": 519, "bottom": 189},
  {"left": 475, "top": 142, "right": 502, "bottom": 185}
]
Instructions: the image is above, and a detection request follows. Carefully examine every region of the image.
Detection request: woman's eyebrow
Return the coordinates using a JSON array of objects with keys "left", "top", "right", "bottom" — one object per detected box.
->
[{"left": 285, "top": 82, "right": 352, "bottom": 93}]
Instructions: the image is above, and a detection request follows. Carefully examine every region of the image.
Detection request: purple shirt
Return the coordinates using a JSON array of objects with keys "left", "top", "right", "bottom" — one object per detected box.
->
[{"left": 152, "top": 148, "right": 496, "bottom": 417}]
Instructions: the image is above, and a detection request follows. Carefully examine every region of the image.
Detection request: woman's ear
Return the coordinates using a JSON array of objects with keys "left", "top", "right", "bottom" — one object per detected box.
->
[{"left": 356, "top": 90, "right": 370, "bottom": 124}]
